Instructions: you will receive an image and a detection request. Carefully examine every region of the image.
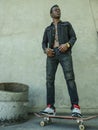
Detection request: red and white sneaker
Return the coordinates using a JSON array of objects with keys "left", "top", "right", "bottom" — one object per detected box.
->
[
  {"left": 72, "top": 104, "right": 82, "bottom": 117},
  {"left": 40, "top": 105, "right": 56, "bottom": 115}
]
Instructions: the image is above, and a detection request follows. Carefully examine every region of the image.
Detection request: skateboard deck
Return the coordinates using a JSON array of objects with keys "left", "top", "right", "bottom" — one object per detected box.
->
[{"left": 34, "top": 112, "right": 98, "bottom": 130}]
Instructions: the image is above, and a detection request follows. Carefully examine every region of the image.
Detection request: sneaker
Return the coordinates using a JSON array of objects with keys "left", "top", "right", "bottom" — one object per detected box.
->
[
  {"left": 72, "top": 104, "right": 82, "bottom": 117},
  {"left": 40, "top": 105, "right": 56, "bottom": 115}
]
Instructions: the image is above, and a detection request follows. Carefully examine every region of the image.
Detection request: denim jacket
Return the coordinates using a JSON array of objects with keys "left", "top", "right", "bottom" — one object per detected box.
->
[{"left": 42, "top": 21, "right": 77, "bottom": 53}]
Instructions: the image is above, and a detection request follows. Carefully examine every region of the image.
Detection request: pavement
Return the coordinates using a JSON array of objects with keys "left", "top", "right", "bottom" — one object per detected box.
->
[{"left": 0, "top": 113, "right": 98, "bottom": 130}]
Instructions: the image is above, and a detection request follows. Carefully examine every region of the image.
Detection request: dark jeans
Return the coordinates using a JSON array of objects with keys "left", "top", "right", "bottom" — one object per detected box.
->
[{"left": 46, "top": 48, "right": 79, "bottom": 109}]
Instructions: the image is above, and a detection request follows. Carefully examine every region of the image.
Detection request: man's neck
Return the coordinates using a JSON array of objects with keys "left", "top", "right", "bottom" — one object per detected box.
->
[{"left": 53, "top": 19, "right": 60, "bottom": 25}]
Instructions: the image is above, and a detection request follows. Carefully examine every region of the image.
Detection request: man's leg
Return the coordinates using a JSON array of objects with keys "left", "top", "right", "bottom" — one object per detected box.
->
[
  {"left": 59, "top": 53, "right": 79, "bottom": 107},
  {"left": 40, "top": 56, "right": 59, "bottom": 115},
  {"left": 46, "top": 56, "right": 59, "bottom": 106},
  {"left": 66, "top": 79, "right": 79, "bottom": 107},
  {"left": 60, "top": 53, "right": 82, "bottom": 117}
]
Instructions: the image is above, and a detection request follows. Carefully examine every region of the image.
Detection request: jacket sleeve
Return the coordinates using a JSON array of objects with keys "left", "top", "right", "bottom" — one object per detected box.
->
[
  {"left": 68, "top": 22, "right": 77, "bottom": 48},
  {"left": 42, "top": 28, "right": 48, "bottom": 52}
]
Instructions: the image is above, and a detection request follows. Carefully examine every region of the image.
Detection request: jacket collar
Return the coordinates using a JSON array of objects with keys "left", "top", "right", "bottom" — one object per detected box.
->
[{"left": 50, "top": 20, "right": 62, "bottom": 26}]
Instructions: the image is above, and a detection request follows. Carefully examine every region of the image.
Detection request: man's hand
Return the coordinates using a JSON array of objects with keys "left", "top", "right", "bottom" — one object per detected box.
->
[
  {"left": 59, "top": 43, "right": 70, "bottom": 53},
  {"left": 45, "top": 48, "right": 55, "bottom": 57}
]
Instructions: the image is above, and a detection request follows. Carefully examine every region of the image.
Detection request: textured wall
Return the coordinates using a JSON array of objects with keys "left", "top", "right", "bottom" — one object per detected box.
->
[
  {"left": 0, "top": 0, "right": 98, "bottom": 113},
  {"left": 90, "top": 0, "right": 98, "bottom": 31}
]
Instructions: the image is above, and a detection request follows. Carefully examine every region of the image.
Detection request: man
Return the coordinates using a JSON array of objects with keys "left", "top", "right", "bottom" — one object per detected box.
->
[{"left": 41, "top": 5, "right": 82, "bottom": 117}]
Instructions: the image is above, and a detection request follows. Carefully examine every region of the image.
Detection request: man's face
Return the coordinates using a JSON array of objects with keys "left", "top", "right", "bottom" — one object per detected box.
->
[{"left": 51, "top": 6, "right": 61, "bottom": 19}]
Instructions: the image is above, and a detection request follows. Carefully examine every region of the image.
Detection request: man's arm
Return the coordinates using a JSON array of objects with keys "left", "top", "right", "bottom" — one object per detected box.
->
[
  {"left": 42, "top": 28, "right": 48, "bottom": 53},
  {"left": 42, "top": 28, "right": 55, "bottom": 57},
  {"left": 68, "top": 22, "right": 77, "bottom": 48},
  {"left": 59, "top": 22, "right": 77, "bottom": 52}
]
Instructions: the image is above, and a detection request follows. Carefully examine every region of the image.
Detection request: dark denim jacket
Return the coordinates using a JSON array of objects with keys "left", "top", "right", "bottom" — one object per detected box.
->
[{"left": 42, "top": 21, "right": 77, "bottom": 53}]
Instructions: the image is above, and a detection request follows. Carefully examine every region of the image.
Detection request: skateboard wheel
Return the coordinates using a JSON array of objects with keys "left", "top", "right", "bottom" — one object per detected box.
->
[
  {"left": 40, "top": 121, "right": 46, "bottom": 127},
  {"left": 79, "top": 124, "right": 85, "bottom": 130}
]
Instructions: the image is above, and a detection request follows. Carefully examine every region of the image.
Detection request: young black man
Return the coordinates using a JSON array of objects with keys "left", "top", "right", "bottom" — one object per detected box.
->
[{"left": 41, "top": 5, "right": 82, "bottom": 117}]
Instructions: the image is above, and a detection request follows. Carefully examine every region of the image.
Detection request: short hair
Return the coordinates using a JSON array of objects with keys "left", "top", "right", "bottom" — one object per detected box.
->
[{"left": 50, "top": 5, "right": 59, "bottom": 14}]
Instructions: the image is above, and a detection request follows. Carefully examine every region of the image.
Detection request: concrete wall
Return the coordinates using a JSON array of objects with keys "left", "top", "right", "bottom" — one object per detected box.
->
[
  {"left": 0, "top": 0, "right": 98, "bottom": 113},
  {"left": 90, "top": 0, "right": 98, "bottom": 32}
]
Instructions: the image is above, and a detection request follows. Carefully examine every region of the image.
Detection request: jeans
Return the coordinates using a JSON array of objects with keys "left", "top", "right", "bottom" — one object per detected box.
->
[{"left": 46, "top": 47, "right": 79, "bottom": 108}]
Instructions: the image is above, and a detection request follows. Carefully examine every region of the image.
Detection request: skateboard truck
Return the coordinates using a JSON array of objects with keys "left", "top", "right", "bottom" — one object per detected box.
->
[{"left": 40, "top": 117, "right": 52, "bottom": 127}]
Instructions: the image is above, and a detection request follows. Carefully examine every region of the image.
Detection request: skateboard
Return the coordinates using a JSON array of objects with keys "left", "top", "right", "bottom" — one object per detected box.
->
[{"left": 34, "top": 112, "right": 98, "bottom": 130}]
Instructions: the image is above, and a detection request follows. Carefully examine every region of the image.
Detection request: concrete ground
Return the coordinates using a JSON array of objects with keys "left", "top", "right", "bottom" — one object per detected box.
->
[{"left": 0, "top": 114, "right": 98, "bottom": 130}]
